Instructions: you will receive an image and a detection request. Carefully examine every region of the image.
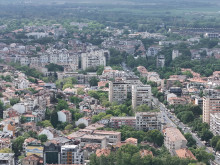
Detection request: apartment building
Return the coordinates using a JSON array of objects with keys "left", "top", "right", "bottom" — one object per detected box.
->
[
  {"left": 172, "top": 50, "right": 181, "bottom": 60},
  {"left": 81, "top": 50, "right": 107, "bottom": 70},
  {"left": 60, "top": 145, "right": 83, "bottom": 164},
  {"left": 109, "top": 81, "right": 128, "bottom": 104},
  {"left": 110, "top": 116, "right": 136, "bottom": 129},
  {"left": 156, "top": 55, "right": 165, "bottom": 68},
  {"left": 168, "top": 97, "right": 188, "bottom": 106},
  {"left": 20, "top": 48, "right": 79, "bottom": 71},
  {"left": 132, "top": 84, "right": 152, "bottom": 109},
  {"left": 164, "top": 127, "right": 187, "bottom": 155},
  {"left": 0, "top": 153, "right": 15, "bottom": 165},
  {"left": 210, "top": 113, "right": 220, "bottom": 135},
  {"left": 80, "top": 135, "right": 107, "bottom": 149},
  {"left": 135, "top": 112, "right": 161, "bottom": 131},
  {"left": 93, "top": 130, "right": 121, "bottom": 145},
  {"left": 203, "top": 96, "right": 220, "bottom": 124},
  {"left": 109, "top": 112, "right": 161, "bottom": 131}
]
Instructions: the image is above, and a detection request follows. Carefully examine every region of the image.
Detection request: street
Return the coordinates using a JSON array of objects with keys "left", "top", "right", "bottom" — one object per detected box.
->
[
  {"left": 152, "top": 97, "right": 220, "bottom": 165},
  {"left": 121, "top": 62, "right": 220, "bottom": 164}
]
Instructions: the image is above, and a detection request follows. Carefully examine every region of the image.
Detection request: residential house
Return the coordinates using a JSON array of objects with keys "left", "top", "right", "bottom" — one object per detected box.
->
[
  {"left": 22, "top": 154, "right": 43, "bottom": 165},
  {"left": 57, "top": 110, "right": 72, "bottom": 123}
]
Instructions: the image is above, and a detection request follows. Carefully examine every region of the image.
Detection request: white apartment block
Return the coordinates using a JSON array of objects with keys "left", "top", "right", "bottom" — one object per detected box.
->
[
  {"left": 20, "top": 57, "right": 29, "bottom": 66},
  {"left": 203, "top": 96, "right": 220, "bottom": 124},
  {"left": 61, "top": 145, "right": 83, "bottom": 164},
  {"left": 210, "top": 113, "right": 220, "bottom": 136},
  {"left": 80, "top": 135, "right": 107, "bottom": 149},
  {"left": 93, "top": 130, "right": 121, "bottom": 145},
  {"left": 164, "top": 127, "right": 187, "bottom": 155},
  {"left": 135, "top": 112, "right": 161, "bottom": 131},
  {"left": 109, "top": 81, "right": 128, "bottom": 104},
  {"left": 20, "top": 48, "right": 79, "bottom": 71},
  {"left": 132, "top": 84, "right": 152, "bottom": 109},
  {"left": 30, "top": 57, "right": 39, "bottom": 66},
  {"left": 40, "top": 55, "right": 49, "bottom": 64},
  {"left": 81, "top": 50, "right": 106, "bottom": 70},
  {"left": 172, "top": 50, "right": 181, "bottom": 60}
]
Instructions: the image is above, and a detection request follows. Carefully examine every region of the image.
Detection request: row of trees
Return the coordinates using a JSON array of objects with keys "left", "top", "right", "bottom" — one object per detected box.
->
[{"left": 90, "top": 144, "right": 197, "bottom": 165}]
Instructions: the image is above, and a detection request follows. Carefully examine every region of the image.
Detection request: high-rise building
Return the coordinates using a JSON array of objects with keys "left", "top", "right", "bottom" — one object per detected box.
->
[
  {"left": 210, "top": 113, "right": 220, "bottom": 135},
  {"left": 135, "top": 112, "right": 161, "bottom": 131},
  {"left": 156, "top": 55, "right": 165, "bottom": 68},
  {"left": 172, "top": 50, "right": 181, "bottom": 60},
  {"left": 109, "top": 81, "right": 128, "bottom": 104},
  {"left": 132, "top": 85, "right": 152, "bottom": 109},
  {"left": 203, "top": 96, "right": 220, "bottom": 124},
  {"left": 81, "top": 50, "right": 107, "bottom": 70},
  {"left": 61, "top": 145, "right": 83, "bottom": 164}
]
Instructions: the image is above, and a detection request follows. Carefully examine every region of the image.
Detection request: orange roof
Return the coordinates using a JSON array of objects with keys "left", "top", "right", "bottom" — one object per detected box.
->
[
  {"left": 139, "top": 149, "right": 153, "bottom": 158},
  {"left": 175, "top": 148, "right": 196, "bottom": 160},
  {"left": 164, "top": 127, "right": 186, "bottom": 142},
  {"left": 98, "top": 81, "right": 108, "bottom": 87},
  {"left": 96, "top": 149, "right": 110, "bottom": 157},
  {"left": 23, "top": 154, "right": 43, "bottom": 161},
  {"left": 125, "top": 138, "right": 138, "bottom": 145}
]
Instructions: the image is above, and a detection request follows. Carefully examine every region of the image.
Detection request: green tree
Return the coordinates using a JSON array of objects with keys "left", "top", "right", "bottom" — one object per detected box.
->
[
  {"left": 146, "top": 130, "right": 164, "bottom": 147},
  {"left": 0, "top": 101, "right": 5, "bottom": 118},
  {"left": 97, "top": 65, "right": 104, "bottom": 75},
  {"left": 56, "top": 99, "right": 68, "bottom": 111},
  {"left": 78, "top": 123, "right": 86, "bottom": 129},
  {"left": 89, "top": 77, "right": 99, "bottom": 86},
  {"left": 10, "top": 98, "right": 20, "bottom": 106},
  {"left": 201, "top": 129, "right": 213, "bottom": 141},
  {"left": 211, "top": 136, "right": 220, "bottom": 148},
  {"left": 64, "top": 124, "right": 73, "bottom": 132},
  {"left": 191, "top": 147, "right": 214, "bottom": 164},
  {"left": 20, "top": 115, "right": 26, "bottom": 124},
  {"left": 38, "top": 134, "right": 48, "bottom": 143},
  {"left": 12, "top": 136, "right": 25, "bottom": 156},
  {"left": 184, "top": 133, "right": 196, "bottom": 147},
  {"left": 0, "top": 148, "right": 12, "bottom": 153},
  {"left": 50, "top": 111, "right": 58, "bottom": 128},
  {"left": 38, "top": 120, "right": 53, "bottom": 128}
]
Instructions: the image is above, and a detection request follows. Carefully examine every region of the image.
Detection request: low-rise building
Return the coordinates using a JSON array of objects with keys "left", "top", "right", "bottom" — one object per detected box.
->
[
  {"left": 57, "top": 110, "right": 72, "bottom": 123},
  {"left": 22, "top": 154, "right": 43, "bottom": 165},
  {"left": 175, "top": 148, "right": 196, "bottom": 160},
  {"left": 80, "top": 135, "right": 107, "bottom": 149},
  {"left": 110, "top": 112, "right": 161, "bottom": 131},
  {"left": 93, "top": 130, "right": 121, "bottom": 145},
  {"left": 168, "top": 97, "right": 188, "bottom": 106},
  {"left": 0, "top": 153, "right": 15, "bottom": 165},
  {"left": 110, "top": 116, "right": 136, "bottom": 129}
]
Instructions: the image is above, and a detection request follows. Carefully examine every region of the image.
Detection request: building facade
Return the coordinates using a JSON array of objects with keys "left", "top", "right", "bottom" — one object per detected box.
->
[
  {"left": 81, "top": 50, "right": 107, "bottom": 70},
  {"left": 60, "top": 145, "right": 83, "bottom": 164},
  {"left": 132, "top": 85, "right": 152, "bottom": 109},
  {"left": 210, "top": 113, "right": 220, "bottom": 135},
  {"left": 203, "top": 96, "right": 220, "bottom": 124},
  {"left": 164, "top": 127, "right": 187, "bottom": 155},
  {"left": 109, "top": 81, "right": 128, "bottom": 104},
  {"left": 135, "top": 112, "right": 161, "bottom": 131}
]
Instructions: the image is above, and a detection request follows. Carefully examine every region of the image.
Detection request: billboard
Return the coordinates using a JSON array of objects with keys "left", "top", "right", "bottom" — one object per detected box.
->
[{"left": 26, "top": 146, "right": 44, "bottom": 157}]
